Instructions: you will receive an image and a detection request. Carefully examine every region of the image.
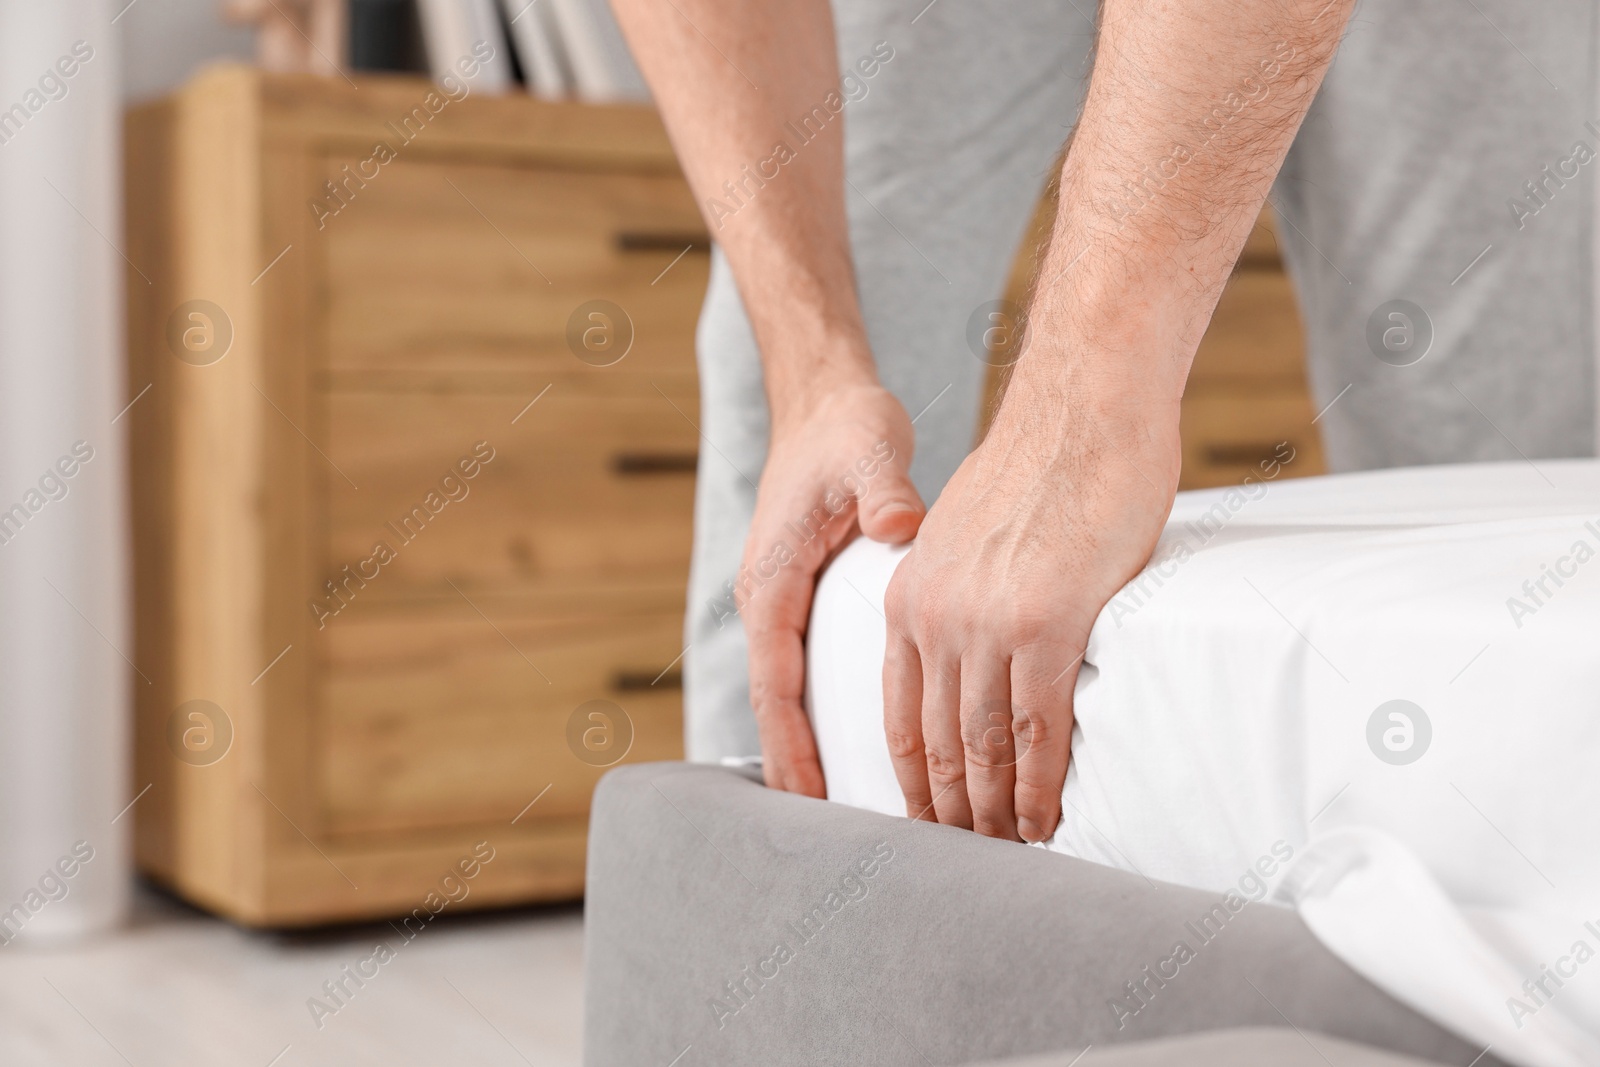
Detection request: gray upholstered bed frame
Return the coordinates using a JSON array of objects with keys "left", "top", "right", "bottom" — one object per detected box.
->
[{"left": 582, "top": 763, "right": 1501, "bottom": 1067}]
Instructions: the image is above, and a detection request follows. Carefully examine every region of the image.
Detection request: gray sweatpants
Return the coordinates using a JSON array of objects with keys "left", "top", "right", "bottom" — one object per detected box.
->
[{"left": 685, "top": 0, "right": 1600, "bottom": 761}]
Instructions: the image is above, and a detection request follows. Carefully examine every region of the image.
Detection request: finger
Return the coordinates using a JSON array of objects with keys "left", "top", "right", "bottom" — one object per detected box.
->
[
  {"left": 921, "top": 651, "right": 973, "bottom": 829},
  {"left": 749, "top": 645, "right": 827, "bottom": 798},
  {"left": 961, "top": 652, "right": 1019, "bottom": 841},
  {"left": 1010, "top": 644, "right": 1080, "bottom": 843},
  {"left": 856, "top": 460, "right": 924, "bottom": 544},
  {"left": 755, "top": 692, "right": 826, "bottom": 798},
  {"left": 741, "top": 534, "right": 829, "bottom": 799},
  {"left": 883, "top": 624, "right": 933, "bottom": 820}
]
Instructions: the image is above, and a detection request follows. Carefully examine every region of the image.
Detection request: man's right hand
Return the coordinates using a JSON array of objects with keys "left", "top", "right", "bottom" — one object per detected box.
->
[{"left": 738, "top": 382, "right": 924, "bottom": 798}]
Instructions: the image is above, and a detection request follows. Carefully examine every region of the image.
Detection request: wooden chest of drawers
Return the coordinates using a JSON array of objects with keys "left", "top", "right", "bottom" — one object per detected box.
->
[{"left": 125, "top": 67, "right": 706, "bottom": 925}]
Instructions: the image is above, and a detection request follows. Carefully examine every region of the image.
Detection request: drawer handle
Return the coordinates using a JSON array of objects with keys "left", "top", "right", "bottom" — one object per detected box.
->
[
  {"left": 612, "top": 669, "right": 682, "bottom": 692},
  {"left": 612, "top": 451, "right": 698, "bottom": 475},
  {"left": 615, "top": 231, "right": 711, "bottom": 253},
  {"left": 1203, "top": 442, "right": 1296, "bottom": 467}
]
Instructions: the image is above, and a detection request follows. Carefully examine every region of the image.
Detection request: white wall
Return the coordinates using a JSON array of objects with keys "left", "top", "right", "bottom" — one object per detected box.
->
[
  {"left": 0, "top": 0, "right": 259, "bottom": 944},
  {"left": 119, "top": 0, "right": 254, "bottom": 101},
  {"left": 0, "top": 0, "right": 131, "bottom": 944}
]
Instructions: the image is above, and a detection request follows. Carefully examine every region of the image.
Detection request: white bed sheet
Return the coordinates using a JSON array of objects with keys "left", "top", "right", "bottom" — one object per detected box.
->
[{"left": 806, "top": 461, "right": 1600, "bottom": 1067}]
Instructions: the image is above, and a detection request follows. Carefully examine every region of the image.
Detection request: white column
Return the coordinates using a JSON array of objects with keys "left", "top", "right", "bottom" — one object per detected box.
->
[{"left": 0, "top": 0, "right": 130, "bottom": 943}]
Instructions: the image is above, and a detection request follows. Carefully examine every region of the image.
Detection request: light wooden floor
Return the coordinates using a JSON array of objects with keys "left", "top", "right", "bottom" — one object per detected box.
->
[{"left": 0, "top": 883, "right": 585, "bottom": 1066}]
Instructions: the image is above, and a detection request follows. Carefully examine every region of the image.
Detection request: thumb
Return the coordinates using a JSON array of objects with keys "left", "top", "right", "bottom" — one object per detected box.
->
[{"left": 857, "top": 466, "right": 924, "bottom": 543}]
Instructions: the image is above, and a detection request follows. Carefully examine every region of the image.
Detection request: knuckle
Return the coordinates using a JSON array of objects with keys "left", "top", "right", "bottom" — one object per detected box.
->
[
  {"left": 961, "top": 713, "right": 1016, "bottom": 770},
  {"left": 883, "top": 725, "right": 923, "bottom": 762},
  {"left": 923, "top": 742, "right": 967, "bottom": 783},
  {"left": 747, "top": 675, "right": 792, "bottom": 714},
  {"left": 1013, "top": 774, "right": 1061, "bottom": 809},
  {"left": 1011, "top": 706, "right": 1055, "bottom": 752}
]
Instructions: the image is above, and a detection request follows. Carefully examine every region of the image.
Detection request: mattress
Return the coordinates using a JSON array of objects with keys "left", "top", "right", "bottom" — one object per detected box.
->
[{"left": 806, "top": 460, "right": 1600, "bottom": 1067}]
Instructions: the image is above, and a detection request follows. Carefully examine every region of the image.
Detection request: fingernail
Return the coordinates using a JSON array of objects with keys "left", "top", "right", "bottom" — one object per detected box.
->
[
  {"left": 1017, "top": 817, "right": 1043, "bottom": 843},
  {"left": 879, "top": 502, "right": 918, "bottom": 515}
]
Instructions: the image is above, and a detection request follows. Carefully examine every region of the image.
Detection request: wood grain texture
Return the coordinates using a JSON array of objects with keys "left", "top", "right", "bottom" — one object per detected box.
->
[
  {"left": 258, "top": 69, "right": 680, "bottom": 168},
  {"left": 321, "top": 382, "right": 699, "bottom": 602},
  {"left": 316, "top": 606, "right": 684, "bottom": 837},
  {"left": 128, "top": 66, "right": 701, "bottom": 927},
  {"left": 128, "top": 65, "right": 273, "bottom": 917},
  {"left": 317, "top": 157, "right": 708, "bottom": 379}
]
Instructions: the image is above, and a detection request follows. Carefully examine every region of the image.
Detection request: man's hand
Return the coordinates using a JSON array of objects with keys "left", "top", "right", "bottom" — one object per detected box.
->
[
  {"left": 883, "top": 381, "right": 1180, "bottom": 840},
  {"left": 880, "top": 0, "right": 1354, "bottom": 841},
  {"left": 739, "top": 383, "right": 923, "bottom": 797}
]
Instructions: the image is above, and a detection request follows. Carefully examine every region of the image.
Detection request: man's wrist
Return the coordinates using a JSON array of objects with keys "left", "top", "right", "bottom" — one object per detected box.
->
[
  {"left": 1009, "top": 247, "right": 1201, "bottom": 421},
  {"left": 997, "top": 235, "right": 1240, "bottom": 468},
  {"left": 1000, "top": 340, "right": 1184, "bottom": 440},
  {"left": 764, "top": 334, "right": 881, "bottom": 433},
  {"left": 993, "top": 293, "right": 1187, "bottom": 490},
  {"left": 989, "top": 364, "right": 1184, "bottom": 499}
]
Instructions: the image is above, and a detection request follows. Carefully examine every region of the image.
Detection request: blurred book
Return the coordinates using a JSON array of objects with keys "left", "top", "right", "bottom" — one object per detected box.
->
[
  {"left": 225, "top": 0, "right": 347, "bottom": 75},
  {"left": 348, "top": 0, "right": 428, "bottom": 72},
  {"left": 415, "top": 0, "right": 515, "bottom": 91},
  {"left": 544, "top": 0, "right": 647, "bottom": 102},
  {"left": 498, "top": 0, "right": 569, "bottom": 99},
  {"left": 347, "top": 0, "right": 646, "bottom": 101}
]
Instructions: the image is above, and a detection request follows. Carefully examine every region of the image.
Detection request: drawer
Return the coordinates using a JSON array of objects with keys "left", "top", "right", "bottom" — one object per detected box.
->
[
  {"left": 318, "top": 154, "right": 709, "bottom": 380},
  {"left": 1188, "top": 270, "right": 1305, "bottom": 385},
  {"left": 316, "top": 606, "right": 685, "bottom": 837},
  {"left": 1179, "top": 386, "right": 1326, "bottom": 490},
  {"left": 319, "top": 378, "right": 698, "bottom": 600}
]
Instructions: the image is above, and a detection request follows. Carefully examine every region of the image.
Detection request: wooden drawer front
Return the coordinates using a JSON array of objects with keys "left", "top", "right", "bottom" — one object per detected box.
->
[
  {"left": 1188, "top": 271, "right": 1305, "bottom": 385},
  {"left": 321, "top": 379, "right": 698, "bottom": 600},
  {"left": 319, "top": 155, "right": 708, "bottom": 380},
  {"left": 1179, "top": 387, "right": 1326, "bottom": 490},
  {"left": 317, "top": 607, "right": 684, "bottom": 837}
]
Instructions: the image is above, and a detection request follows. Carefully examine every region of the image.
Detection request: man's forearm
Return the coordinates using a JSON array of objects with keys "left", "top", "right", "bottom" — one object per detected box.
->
[
  {"left": 609, "top": 0, "right": 876, "bottom": 426},
  {"left": 1014, "top": 0, "right": 1355, "bottom": 431}
]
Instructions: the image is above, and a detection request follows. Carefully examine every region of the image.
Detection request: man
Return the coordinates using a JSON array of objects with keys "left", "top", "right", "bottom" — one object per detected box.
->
[{"left": 609, "top": 0, "right": 1594, "bottom": 842}]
